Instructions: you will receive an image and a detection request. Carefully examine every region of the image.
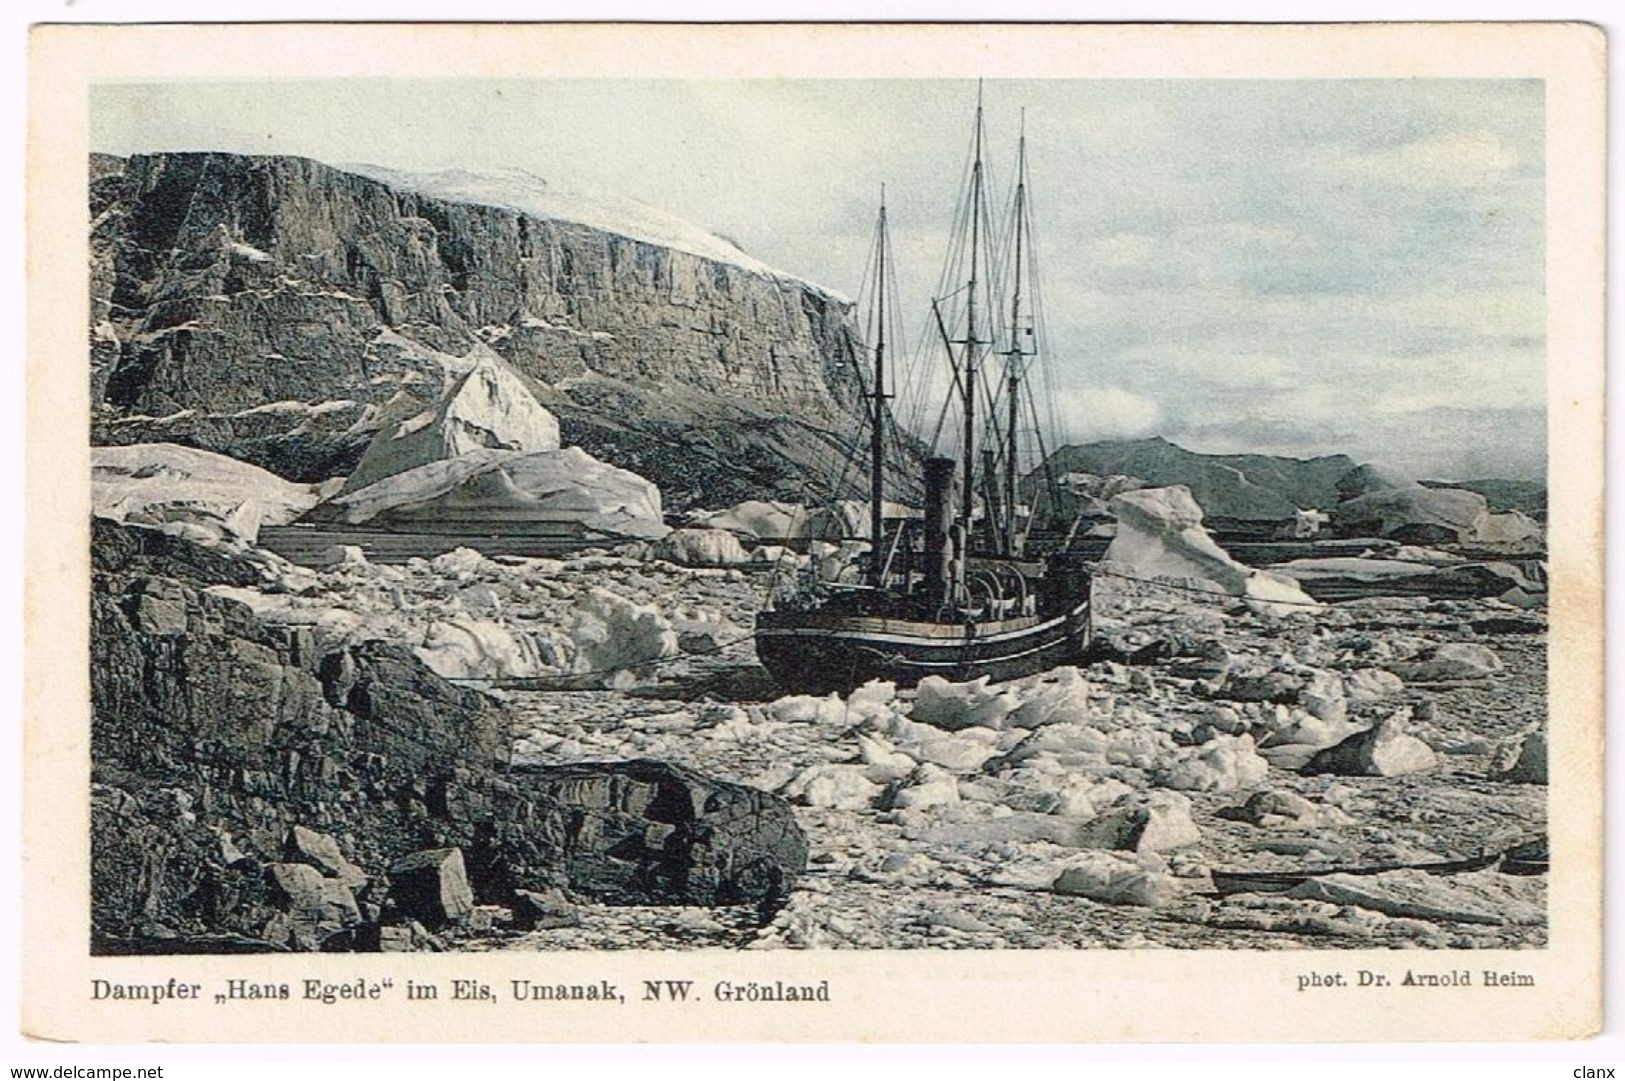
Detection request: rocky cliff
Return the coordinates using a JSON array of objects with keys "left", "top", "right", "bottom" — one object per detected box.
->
[
  {"left": 91, "top": 518, "right": 807, "bottom": 952},
  {"left": 90, "top": 152, "right": 914, "bottom": 508}
]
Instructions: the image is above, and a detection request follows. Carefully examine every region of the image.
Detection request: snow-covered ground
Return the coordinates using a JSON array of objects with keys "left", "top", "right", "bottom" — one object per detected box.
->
[
  {"left": 487, "top": 574, "right": 1547, "bottom": 951},
  {"left": 203, "top": 528, "right": 1548, "bottom": 952}
]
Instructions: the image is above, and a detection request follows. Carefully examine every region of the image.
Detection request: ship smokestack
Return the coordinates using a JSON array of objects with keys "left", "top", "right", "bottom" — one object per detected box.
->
[{"left": 922, "top": 456, "right": 956, "bottom": 604}]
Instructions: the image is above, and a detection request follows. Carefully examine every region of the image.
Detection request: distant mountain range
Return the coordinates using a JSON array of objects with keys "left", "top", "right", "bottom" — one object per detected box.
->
[
  {"left": 1030, "top": 437, "right": 1360, "bottom": 520},
  {"left": 1029, "top": 436, "right": 1545, "bottom": 522}
]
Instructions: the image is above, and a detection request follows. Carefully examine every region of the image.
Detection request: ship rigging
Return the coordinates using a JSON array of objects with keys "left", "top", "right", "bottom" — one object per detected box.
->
[{"left": 754, "top": 86, "right": 1091, "bottom": 694}]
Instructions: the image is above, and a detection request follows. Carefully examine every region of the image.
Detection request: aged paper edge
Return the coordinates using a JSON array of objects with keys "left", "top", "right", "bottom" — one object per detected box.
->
[{"left": 22, "top": 21, "right": 1606, "bottom": 1044}]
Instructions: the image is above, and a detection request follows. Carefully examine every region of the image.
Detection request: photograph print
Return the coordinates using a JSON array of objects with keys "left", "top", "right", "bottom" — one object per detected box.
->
[{"left": 85, "top": 66, "right": 1560, "bottom": 959}]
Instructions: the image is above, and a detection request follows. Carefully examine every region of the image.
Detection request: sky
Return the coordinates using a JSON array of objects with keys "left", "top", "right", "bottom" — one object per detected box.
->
[{"left": 92, "top": 78, "right": 1546, "bottom": 482}]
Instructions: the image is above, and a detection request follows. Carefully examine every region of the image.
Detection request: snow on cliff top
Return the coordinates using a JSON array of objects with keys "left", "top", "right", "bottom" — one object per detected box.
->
[{"left": 340, "top": 162, "right": 785, "bottom": 280}]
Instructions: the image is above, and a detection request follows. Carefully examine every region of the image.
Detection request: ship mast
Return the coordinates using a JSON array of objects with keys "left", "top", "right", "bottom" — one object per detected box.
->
[
  {"left": 868, "top": 191, "right": 890, "bottom": 587},
  {"left": 959, "top": 82, "right": 985, "bottom": 581},
  {"left": 1003, "top": 112, "right": 1028, "bottom": 557}
]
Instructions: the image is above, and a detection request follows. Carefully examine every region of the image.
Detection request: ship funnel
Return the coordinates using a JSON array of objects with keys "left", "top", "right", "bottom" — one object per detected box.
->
[{"left": 922, "top": 456, "right": 957, "bottom": 604}]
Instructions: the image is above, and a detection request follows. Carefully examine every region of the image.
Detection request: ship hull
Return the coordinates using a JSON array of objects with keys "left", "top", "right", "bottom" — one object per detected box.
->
[{"left": 754, "top": 595, "right": 1092, "bottom": 694}]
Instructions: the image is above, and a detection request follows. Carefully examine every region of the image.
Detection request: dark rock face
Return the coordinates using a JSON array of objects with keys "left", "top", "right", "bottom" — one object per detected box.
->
[
  {"left": 90, "top": 513, "right": 270, "bottom": 586},
  {"left": 90, "top": 519, "right": 807, "bottom": 952},
  {"left": 493, "top": 760, "right": 809, "bottom": 908},
  {"left": 90, "top": 152, "right": 916, "bottom": 505},
  {"left": 387, "top": 848, "right": 476, "bottom": 927},
  {"left": 90, "top": 783, "right": 290, "bottom": 954}
]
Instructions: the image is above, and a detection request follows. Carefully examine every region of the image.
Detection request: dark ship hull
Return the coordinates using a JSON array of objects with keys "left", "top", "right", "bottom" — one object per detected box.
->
[
  {"left": 753, "top": 455, "right": 1095, "bottom": 696},
  {"left": 755, "top": 591, "right": 1091, "bottom": 695}
]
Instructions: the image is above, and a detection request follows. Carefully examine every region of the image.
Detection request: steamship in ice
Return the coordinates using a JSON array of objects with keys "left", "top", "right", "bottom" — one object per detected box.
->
[{"left": 755, "top": 90, "right": 1093, "bottom": 694}]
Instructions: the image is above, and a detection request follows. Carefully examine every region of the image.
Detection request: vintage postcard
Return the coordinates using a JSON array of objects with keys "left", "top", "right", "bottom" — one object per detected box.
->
[{"left": 22, "top": 22, "right": 1604, "bottom": 1042}]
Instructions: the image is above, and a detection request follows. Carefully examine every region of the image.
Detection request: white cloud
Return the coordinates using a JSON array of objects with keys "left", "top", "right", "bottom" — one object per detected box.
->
[
  {"left": 1386, "top": 287, "right": 1544, "bottom": 338},
  {"left": 1319, "top": 131, "right": 1522, "bottom": 189},
  {"left": 1087, "top": 232, "right": 1154, "bottom": 268},
  {"left": 1109, "top": 345, "right": 1298, "bottom": 390},
  {"left": 1055, "top": 386, "right": 1165, "bottom": 440},
  {"left": 1177, "top": 221, "right": 1302, "bottom": 252},
  {"left": 1366, "top": 352, "right": 1544, "bottom": 414}
]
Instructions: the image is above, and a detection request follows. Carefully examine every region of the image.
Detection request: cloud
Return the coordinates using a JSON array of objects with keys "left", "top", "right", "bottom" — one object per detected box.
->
[
  {"left": 1386, "top": 287, "right": 1544, "bottom": 338},
  {"left": 1166, "top": 403, "right": 1545, "bottom": 483},
  {"left": 1366, "top": 354, "right": 1544, "bottom": 414},
  {"left": 1177, "top": 221, "right": 1302, "bottom": 254},
  {"left": 1106, "top": 346, "right": 1299, "bottom": 391},
  {"left": 1317, "top": 130, "right": 1523, "bottom": 189},
  {"left": 1055, "top": 386, "right": 1165, "bottom": 441},
  {"left": 1087, "top": 232, "right": 1154, "bottom": 268},
  {"left": 1360, "top": 406, "right": 1546, "bottom": 481}
]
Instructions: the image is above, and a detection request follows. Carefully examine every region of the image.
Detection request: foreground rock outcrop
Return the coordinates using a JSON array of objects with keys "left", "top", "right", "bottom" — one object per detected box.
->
[{"left": 90, "top": 519, "right": 806, "bottom": 952}]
